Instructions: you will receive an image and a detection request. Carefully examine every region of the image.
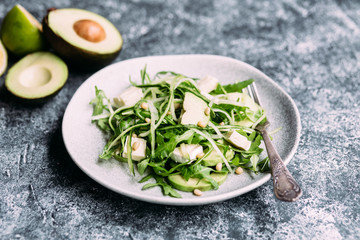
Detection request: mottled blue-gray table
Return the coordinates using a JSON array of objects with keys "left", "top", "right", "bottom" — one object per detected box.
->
[{"left": 1, "top": 0, "right": 359, "bottom": 239}]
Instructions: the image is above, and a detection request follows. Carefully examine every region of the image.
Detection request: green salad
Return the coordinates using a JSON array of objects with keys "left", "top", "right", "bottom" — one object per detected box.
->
[{"left": 90, "top": 67, "right": 270, "bottom": 198}]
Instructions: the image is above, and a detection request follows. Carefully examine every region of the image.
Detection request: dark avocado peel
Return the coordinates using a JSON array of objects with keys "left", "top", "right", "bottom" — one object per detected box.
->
[
  {"left": 42, "top": 8, "right": 123, "bottom": 68},
  {"left": 5, "top": 52, "right": 68, "bottom": 102}
]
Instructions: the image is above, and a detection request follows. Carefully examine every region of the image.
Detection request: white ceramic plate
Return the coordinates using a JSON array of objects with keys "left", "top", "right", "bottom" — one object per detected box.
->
[{"left": 62, "top": 55, "right": 301, "bottom": 206}]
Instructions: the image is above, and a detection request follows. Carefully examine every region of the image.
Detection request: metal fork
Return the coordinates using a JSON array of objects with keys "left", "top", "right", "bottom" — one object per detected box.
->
[{"left": 247, "top": 83, "right": 302, "bottom": 202}]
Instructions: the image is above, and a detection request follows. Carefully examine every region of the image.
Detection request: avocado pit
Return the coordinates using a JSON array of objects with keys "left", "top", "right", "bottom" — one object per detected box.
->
[
  {"left": 73, "top": 19, "right": 106, "bottom": 43},
  {"left": 19, "top": 65, "right": 52, "bottom": 87}
]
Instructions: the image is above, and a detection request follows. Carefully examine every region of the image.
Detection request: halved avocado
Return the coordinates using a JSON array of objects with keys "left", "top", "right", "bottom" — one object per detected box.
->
[
  {"left": 5, "top": 52, "right": 68, "bottom": 101},
  {"left": 42, "top": 8, "right": 123, "bottom": 68},
  {"left": 168, "top": 173, "right": 228, "bottom": 192}
]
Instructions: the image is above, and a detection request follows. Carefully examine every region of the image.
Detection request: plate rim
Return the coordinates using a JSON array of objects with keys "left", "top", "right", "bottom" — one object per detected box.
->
[{"left": 62, "top": 54, "right": 301, "bottom": 206}]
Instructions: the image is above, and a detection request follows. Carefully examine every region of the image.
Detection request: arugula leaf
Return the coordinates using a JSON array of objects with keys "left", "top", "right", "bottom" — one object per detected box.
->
[
  {"left": 211, "top": 79, "right": 254, "bottom": 94},
  {"left": 154, "top": 129, "right": 193, "bottom": 160},
  {"left": 231, "top": 154, "right": 240, "bottom": 166},
  {"left": 90, "top": 86, "right": 108, "bottom": 116},
  {"left": 137, "top": 159, "right": 149, "bottom": 175},
  {"left": 126, "top": 131, "right": 135, "bottom": 175},
  {"left": 180, "top": 165, "right": 193, "bottom": 181},
  {"left": 99, "top": 136, "right": 118, "bottom": 160},
  {"left": 141, "top": 174, "right": 181, "bottom": 198},
  {"left": 257, "top": 157, "right": 270, "bottom": 173},
  {"left": 248, "top": 135, "right": 263, "bottom": 152},
  {"left": 249, "top": 155, "right": 259, "bottom": 173},
  {"left": 211, "top": 84, "right": 227, "bottom": 95},
  {"left": 96, "top": 119, "right": 111, "bottom": 132},
  {"left": 139, "top": 174, "right": 153, "bottom": 183},
  {"left": 212, "top": 103, "right": 248, "bottom": 122},
  {"left": 192, "top": 165, "right": 219, "bottom": 190},
  {"left": 90, "top": 86, "right": 112, "bottom": 131},
  {"left": 179, "top": 164, "right": 219, "bottom": 189},
  {"left": 142, "top": 183, "right": 159, "bottom": 190}
]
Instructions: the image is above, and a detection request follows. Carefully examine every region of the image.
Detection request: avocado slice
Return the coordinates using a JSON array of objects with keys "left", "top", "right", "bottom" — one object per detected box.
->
[
  {"left": 42, "top": 8, "right": 123, "bottom": 68},
  {"left": 168, "top": 173, "right": 228, "bottom": 192},
  {"left": 226, "top": 92, "right": 261, "bottom": 112},
  {"left": 226, "top": 92, "right": 262, "bottom": 126},
  {"left": 235, "top": 119, "right": 254, "bottom": 127},
  {"left": 202, "top": 148, "right": 234, "bottom": 166},
  {"left": 5, "top": 52, "right": 68, "bottom": 101},
  {"left": 0, "top": 4, "right": 46, "bottom": 57}
]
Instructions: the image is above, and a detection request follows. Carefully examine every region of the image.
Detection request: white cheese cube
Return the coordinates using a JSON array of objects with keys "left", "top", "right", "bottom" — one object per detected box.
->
[
  {"left": 113, "top": 86, "right": 143, "bottom": 107},
  {"left": 180, "top": 92, "right": 210, "bottom": 125},
  {"left": 225, "top": 130, "right": 251, "bottom": 151},
  {"left": 122, "top": 136, "right": 147, "bottom": 161},
  {"left": 171, "top": 148, "right": 186, "bottom": 163},
  {"left": 171, "top": 144, "right": 203, "bottom": 163},
  {"left": 197, "top": 75, "right": 219, "bottom": 93}
]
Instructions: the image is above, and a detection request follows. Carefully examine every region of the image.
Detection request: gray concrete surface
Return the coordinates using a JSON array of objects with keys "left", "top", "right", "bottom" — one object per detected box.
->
[{"left": 0, "top": 0, "right": 359, "bottom": 239}]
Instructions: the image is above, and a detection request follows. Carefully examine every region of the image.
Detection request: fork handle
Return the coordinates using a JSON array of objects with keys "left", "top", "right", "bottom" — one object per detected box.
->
[{"left": 260, "top": 129, "right": 302, "bottom": 202}]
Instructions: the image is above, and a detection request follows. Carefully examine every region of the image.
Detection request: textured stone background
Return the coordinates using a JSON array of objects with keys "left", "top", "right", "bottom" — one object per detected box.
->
[{"left": 0, "top": 0, "right": 359, "bottom": 239}]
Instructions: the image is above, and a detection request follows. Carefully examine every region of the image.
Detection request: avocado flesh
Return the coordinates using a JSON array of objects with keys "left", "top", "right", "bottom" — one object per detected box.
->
[
  {"left": 235, "top": 119, "right": 254, "bottom": 127},
  {"left": 0, "top": 4, "right": 45, "bottom": 56},
  {"left": 202, "top": 148, "right": 234, "bottom": 167},
  {"left": 42, "top": 8, "right": 123, "bottom": 67},
  {"left": 226, "top": 92, "right": 262, "bottom": 127},
  {"left": 5, "top": 52, "right": 68, "bottom": 100},
  {"left": 226, "top": 92, "right": 261, "bottom": 112},
  {"left": 168, "top": 173, "right": 228, "bottom": 192}
]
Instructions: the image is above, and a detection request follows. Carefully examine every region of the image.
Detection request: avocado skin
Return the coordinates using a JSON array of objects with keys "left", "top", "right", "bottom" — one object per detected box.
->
[{"left": 42, "top": 12, "right": 122, "bottom": 69}]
